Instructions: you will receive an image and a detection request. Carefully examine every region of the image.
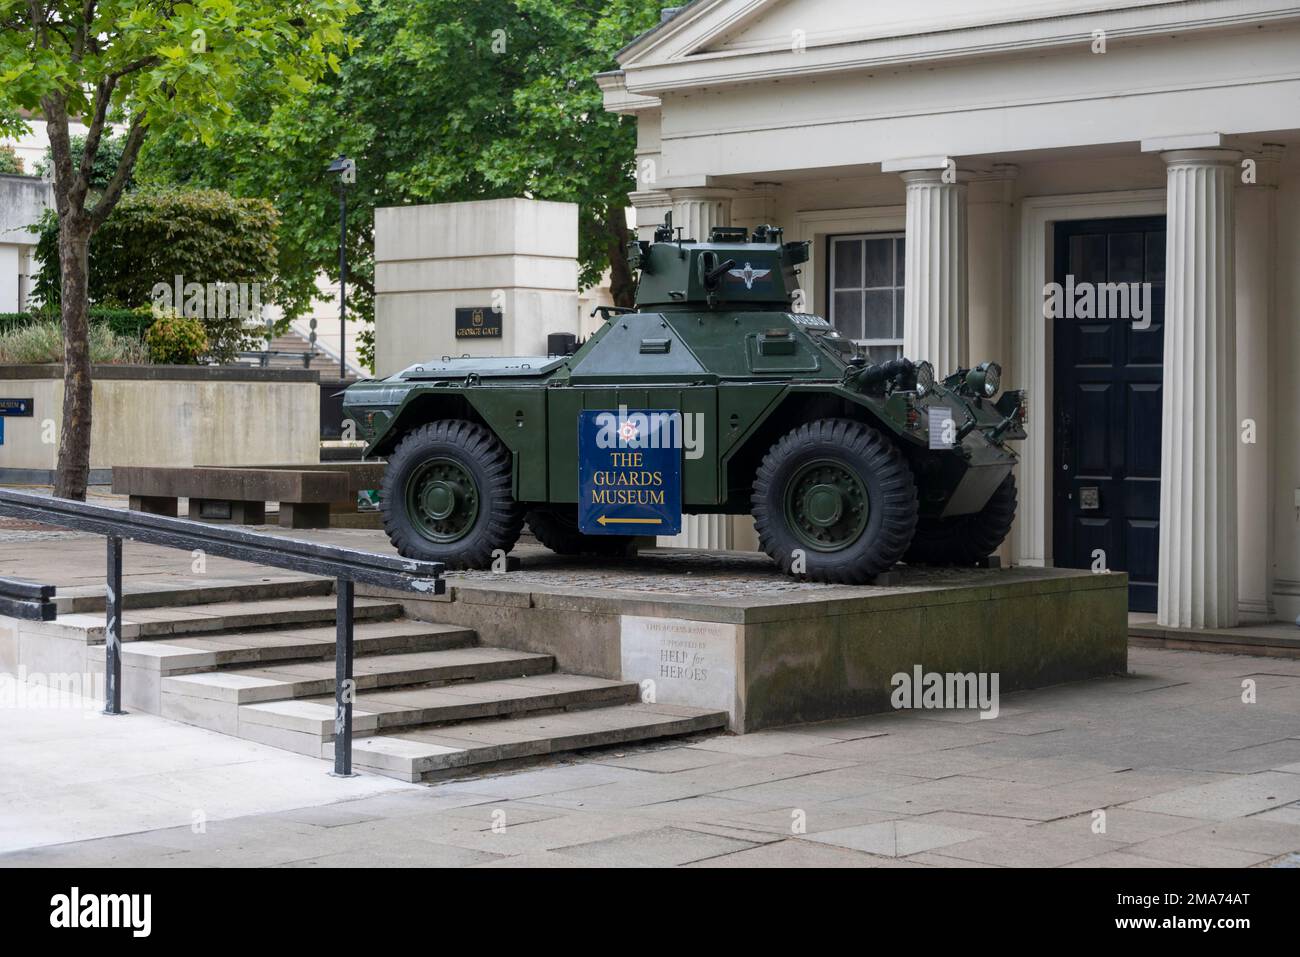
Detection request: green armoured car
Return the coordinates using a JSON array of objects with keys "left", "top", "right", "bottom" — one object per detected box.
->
[{"left": 343, "top": 217, "right": 1027, "bottom": 584}]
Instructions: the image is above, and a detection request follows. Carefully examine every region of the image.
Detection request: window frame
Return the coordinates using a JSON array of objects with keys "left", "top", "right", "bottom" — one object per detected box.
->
[{"left": 826, "top": 231, "right": 906, "bottom": 356}]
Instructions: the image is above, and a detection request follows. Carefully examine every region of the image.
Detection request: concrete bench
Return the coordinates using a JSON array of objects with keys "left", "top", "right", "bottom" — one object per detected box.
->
[
  {"left": 219, "top": 462, "right": 387, "bottom": 514},
  {"left": 112, "top": 466, "right": 355, "bottom": 529}
]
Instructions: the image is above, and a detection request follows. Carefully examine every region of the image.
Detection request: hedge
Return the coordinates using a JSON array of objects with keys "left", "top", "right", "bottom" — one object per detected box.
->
[{"left": 0, "top": 309, "right": 153, "bottom": 340}]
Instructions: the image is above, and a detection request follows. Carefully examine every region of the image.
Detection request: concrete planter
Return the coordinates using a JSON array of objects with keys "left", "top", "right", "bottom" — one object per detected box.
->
[{"left": 0, "top": 364, "right": 321, "bottom": 484}]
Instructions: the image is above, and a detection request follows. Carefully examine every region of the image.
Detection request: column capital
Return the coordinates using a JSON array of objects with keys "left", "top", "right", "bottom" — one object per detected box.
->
[
  {"left": 898, "top": 168, "right": 971, "bottom": 187},
  {"left": 663, "top": 185, "right": 738, "bottom": 202},
  {"left": 1157, "top": 147, "right": 1242, "bottom": 168}
]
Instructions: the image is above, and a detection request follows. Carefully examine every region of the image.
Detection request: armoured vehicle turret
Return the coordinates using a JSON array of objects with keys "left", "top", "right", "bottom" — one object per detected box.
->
[{"left": 343, "top": 215, "right": 1027, "bottom": 583}]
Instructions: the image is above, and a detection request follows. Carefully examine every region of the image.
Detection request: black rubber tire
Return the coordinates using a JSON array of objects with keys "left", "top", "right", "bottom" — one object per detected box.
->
[
  {"left": 526, "top": 506, "right": 636, "bottom": 557},
  {"left": 904, "top": 473, "right": 1018, "bottom": 566},
  {"left": 380, "top": 420, "right": 524, "bottom": 569},
  {"left": 752, "top": 418, "right": 918, "bottom": 584}
]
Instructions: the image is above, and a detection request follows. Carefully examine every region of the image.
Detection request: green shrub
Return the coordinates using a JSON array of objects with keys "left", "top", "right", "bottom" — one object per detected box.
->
[
  {"left": 31, "top": 189, "right": 278, "bottom": 362},
  {"left": 0, "top": 146, "right": 23, "bottom": 175},
  {"left": 144, "top": 313, "right": 208, "bottom": 365},
  {"left": 0, "top": 320, "right": 148, "bottom": 365}
]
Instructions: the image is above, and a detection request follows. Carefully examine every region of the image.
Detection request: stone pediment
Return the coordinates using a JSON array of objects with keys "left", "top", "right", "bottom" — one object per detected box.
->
[{"left": 616, "top": 0, "right": 1295, "bottom": 88}]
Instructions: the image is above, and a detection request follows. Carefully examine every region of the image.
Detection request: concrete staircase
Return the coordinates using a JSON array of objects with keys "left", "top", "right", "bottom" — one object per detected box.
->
[{"left": 38, "top": 578, "right": 726, "bottom": 781}]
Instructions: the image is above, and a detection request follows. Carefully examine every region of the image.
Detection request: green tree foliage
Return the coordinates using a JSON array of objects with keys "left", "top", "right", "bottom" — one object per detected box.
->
[
  {"left": 31, "top": 190, "right": 280, "bottom": 361},
  {"left": 138, "top": 0, "right": 672, "bottom": 366},
  {"left": 0, "top": 0, "right": 357, "bottom": 499},
  {"left": 35, "top": 133, "right": 130, "bottom": 191}
]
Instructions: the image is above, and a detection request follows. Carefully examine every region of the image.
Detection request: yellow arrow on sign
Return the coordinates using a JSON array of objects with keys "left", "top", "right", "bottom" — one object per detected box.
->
[{"left": 597, "top": 515, "right": 663, "bottom": 526}]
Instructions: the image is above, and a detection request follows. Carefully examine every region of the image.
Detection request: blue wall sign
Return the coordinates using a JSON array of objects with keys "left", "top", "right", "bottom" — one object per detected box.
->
[
  {"left": 578, "top": 409, "right": 682, "bottom": 536},
  {"left": 0, "top": 398, "right": 33, "bottom": 417},
  {"left": 0, "top": 417, "right": 4, "bottom": 446}
]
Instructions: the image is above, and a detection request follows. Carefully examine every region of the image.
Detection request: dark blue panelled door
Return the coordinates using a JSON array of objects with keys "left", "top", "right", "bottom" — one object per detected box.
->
[{"left": 1052, "top": 217, "right": 1165, "bottom": 612}]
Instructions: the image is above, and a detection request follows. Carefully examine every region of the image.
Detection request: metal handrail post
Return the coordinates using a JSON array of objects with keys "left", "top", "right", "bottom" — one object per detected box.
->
[
  {"left": 332, "top": 577, "right": 355, "bottom": 776},
  {"left": 103, "top": 535, "right": 125, "bottom": 716}
]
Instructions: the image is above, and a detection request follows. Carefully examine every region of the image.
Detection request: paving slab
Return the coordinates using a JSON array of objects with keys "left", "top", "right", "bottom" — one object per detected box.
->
[
  {"left": 552, "top": 825, "right": 757, "bottom": 866},
  {"left": 686, "top": 839, "right": 885, "bottom": 868},
  {"left": 1123, "top": 770, "right": 1300, "bottom": 821},
  {"left": 804, "top": 820, "right": 987, "bottom": 857},
  {"left": 936, "top": 828, "right": 1127, "bottom": 867}
]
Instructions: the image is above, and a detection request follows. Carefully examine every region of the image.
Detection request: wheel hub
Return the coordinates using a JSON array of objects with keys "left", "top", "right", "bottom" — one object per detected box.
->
[
  {"left": 784, "top": 459, "right": 869, "bottom": 552},
  {"left": 420, "top": 481, "right": 459, "bottom": 520},
  {"left": 804, "top": 483, "right": 843, "bottom": 527},
  {"left": 406, "top": 458, "right": 479, "bottom": 544}
]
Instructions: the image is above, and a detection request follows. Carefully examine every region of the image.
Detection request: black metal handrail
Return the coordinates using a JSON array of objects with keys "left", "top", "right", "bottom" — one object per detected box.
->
[
  {"left": 0, "top": 576, "right": 57, "bottom": 621},
  {"left": 0, "top": 488, "right": 444, "bottom": 776}
]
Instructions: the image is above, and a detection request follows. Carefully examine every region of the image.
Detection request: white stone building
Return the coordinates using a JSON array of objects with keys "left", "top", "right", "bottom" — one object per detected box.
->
[
  {"left": 0, "top": 174, "right": 50, "bottom": 313},
  {"left": 599, "top": 0, "right": 1300, "bottom": 628}
]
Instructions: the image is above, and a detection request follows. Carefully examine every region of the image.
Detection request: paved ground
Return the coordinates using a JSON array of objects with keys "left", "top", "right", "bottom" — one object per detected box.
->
[
  {"left": 3, "top": 645, "right": 1299, "bottom": 867},
  {"left": 3, "top": 493, "right": 1299, "bottom": 867}
]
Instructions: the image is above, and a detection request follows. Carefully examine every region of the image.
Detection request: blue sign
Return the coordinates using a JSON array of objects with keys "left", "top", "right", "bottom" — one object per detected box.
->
[
  {"left": 0, "top": 417, "right": 4, "bottom": 446},
  {"left": 0, "top": 398, "right": 32, "bottom": 416},
  {"left": 578, "top": 409, "right": 682, "bottom": 536}
]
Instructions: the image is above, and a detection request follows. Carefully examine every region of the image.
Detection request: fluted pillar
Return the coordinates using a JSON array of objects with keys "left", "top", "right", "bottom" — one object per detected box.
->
[
  {"left": 1158, "top": 149, "right": 1241, "bottom": 629},
  {"left": 901, "top": 169, "right": 968, "bottom": 374},
  {"left": 669, "top": 188, "right": 734, "bottom": 243},
  {"left": 663, "top": 188, "right": 735, "bottom": 551}
]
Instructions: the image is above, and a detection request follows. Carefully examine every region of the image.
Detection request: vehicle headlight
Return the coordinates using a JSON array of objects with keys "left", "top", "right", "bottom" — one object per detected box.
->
[
  {"left": 966, "top": 361, "right": 1001, "bottom": 398},
  {"left": 915, "top": 360, "right": 935, "bottom": 397}
]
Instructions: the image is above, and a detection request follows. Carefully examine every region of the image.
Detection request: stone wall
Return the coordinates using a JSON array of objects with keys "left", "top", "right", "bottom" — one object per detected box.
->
[{"left": 0, "top": 365, "right": 320, "bottom": 482}]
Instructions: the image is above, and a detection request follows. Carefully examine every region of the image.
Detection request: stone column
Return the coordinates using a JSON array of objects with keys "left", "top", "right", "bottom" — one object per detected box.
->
[
  {"left": 901, "top": 169, "right": 968, "bottom": 374},
  {"left": 1158, "top": 149, "right": 1241, "bottom": 629},
  {"left": 1235, "top": 145, "right": 1281, "bottom": 623},
  {"left": 670, "top": 188, "right": 734, "bottom": 243},
  {"left": 664, "top": 188, "right": 735, "bottom": 551}
]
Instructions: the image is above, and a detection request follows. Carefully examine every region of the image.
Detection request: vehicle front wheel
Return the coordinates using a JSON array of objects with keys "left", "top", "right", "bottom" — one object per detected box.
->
[
  {"left": 752, "top": 418, "right": 918, "bottom": 584},
  {"left": 381, "top": 420, "right": 524, "bottom": 568},
  {"left": 904, "top": 473, "right": 1017, "bottom": 567},
  {"left": 525, "top": 506, "right": 637, "bottom": 557}
]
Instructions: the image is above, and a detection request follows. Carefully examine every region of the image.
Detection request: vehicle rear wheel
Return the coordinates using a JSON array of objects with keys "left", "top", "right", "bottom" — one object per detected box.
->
[
  {"left": 904, "top": 473, "right": 1017, "bottom": 566},
  {"left": 381, "top": 420, "right": 524, "bottom": 568},
  {"left": 752, "top": 418, "right": 918, "bottom": 584},
  {"left": 526, "top": 506, "right": 637, "bottom": 557}
]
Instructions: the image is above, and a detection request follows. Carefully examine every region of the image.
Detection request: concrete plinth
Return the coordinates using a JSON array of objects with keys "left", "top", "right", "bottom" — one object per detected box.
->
[{"left": 384, "top": 549, "right": 1129, "bottom": 733}]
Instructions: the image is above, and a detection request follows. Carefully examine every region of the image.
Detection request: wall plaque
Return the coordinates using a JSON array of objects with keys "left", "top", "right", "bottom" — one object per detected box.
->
[{"left": 454, "top": 307, "right": 503, "bottom": 339}]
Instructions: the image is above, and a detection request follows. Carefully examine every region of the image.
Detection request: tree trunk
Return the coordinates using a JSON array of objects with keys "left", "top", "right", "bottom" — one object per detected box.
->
[
  {"left": 604, "top": 207, "right": 636, "bottom": 308},
  {"left": 54, "top": 221, "right": 92, "bottom": 501}
]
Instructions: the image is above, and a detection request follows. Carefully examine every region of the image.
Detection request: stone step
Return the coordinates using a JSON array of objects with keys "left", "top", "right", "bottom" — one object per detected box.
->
[
  {"left": 351, "top": 703, "right": 730, "bottom": 781},
  {"left": 121, "top": 619, "right": 477, "bottom": 676},
  {"left": 236, "top": 674, "right": 642, "bottom": 751},
  {"left": 53, "top": 576, "right": 332, "bottom": 615},
  {"left": 38, "top": 595, "right": 404, "bottom": 645},
  {"left": 160, "top": 646, "right": 555, "bottom": 705}
]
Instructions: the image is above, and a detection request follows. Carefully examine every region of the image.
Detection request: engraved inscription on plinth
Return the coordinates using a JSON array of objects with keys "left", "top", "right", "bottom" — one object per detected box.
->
[{"left": 619, "top": 615, "right": 738, "bottom": 720}]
